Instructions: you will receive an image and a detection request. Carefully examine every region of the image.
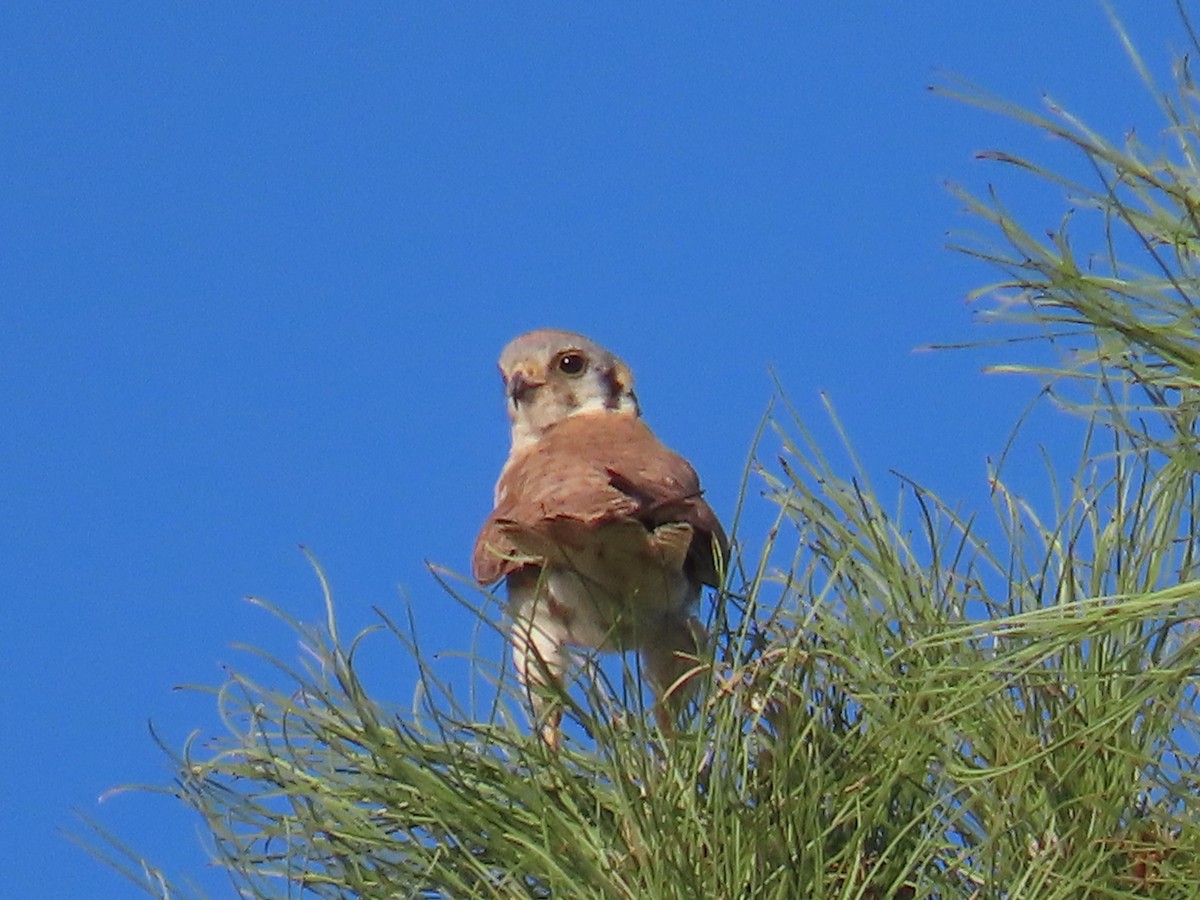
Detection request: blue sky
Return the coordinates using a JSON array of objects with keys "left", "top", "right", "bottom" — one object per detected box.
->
[{"left": 1, "top": 3, "right": 1186, "bottom": 896}]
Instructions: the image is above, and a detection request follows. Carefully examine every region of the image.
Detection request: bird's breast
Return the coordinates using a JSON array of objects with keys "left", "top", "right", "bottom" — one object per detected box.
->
[{"left": 508, "top": 537, "right": 697, "bottom": 651}]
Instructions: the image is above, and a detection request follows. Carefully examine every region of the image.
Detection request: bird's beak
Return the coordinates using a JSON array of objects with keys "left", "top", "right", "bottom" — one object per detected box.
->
[{"left": 506, "top": 369, "right": 540, "bottom": 405}]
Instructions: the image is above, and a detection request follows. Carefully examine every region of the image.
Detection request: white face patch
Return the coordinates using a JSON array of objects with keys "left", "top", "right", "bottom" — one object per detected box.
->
[{"left": 502, "top": 337, "right": 639, "bottom": 450}]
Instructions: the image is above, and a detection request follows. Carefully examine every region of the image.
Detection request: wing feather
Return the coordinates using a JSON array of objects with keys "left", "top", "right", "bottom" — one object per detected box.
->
[{"left": 472, "top": 413, "right": 727, "bottom": 587}]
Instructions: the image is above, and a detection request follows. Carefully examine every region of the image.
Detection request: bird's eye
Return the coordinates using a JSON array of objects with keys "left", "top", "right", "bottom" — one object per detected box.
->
[{"left": 557, "top": 352, "right": 586, "bottom": 375}]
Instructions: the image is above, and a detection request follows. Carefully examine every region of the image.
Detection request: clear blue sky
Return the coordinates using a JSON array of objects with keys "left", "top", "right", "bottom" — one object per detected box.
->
[{"left": 1, "top": 3, "right": 1184, "bottom": 896}]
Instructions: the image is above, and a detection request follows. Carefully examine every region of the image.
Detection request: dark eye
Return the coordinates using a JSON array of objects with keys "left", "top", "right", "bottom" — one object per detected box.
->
[{"left": 557, "top": 352, "right": 586, "bottom": 375}]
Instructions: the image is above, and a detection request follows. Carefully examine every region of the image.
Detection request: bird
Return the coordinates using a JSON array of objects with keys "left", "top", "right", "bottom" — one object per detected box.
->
[{"left": 472, "top": 328, "right": 727, "bottom": 749}]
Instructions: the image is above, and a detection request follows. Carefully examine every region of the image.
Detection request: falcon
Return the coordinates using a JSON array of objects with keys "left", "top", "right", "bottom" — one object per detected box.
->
[{"left": 472, "top": 328, "right": 727, "bottom": 749}]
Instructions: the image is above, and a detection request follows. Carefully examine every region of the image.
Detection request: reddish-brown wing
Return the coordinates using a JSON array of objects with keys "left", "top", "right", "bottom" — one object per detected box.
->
[{"left": 473, "top": 412, "right": 726, "bottom": 587}]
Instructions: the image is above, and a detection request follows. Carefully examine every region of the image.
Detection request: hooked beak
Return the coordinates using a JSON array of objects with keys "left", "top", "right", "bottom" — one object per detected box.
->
[{"left": 506, "top": 370, "right": 540, "bottom": 405}]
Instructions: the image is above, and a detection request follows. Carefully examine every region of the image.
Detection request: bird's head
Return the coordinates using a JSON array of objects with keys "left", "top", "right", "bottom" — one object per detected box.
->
[{"left": 497, "top": 329, "right": 640, "bottom": 449}]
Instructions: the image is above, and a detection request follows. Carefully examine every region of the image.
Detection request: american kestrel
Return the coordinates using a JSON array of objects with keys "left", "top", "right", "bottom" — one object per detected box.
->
[{"left": 472, "top": 328, "right": 727, "bottom": 749}]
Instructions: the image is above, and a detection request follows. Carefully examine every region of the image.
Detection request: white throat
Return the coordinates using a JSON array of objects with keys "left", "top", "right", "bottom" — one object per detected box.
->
[{"left": 509, "top": 391, "right": 639, "bottom": 454}]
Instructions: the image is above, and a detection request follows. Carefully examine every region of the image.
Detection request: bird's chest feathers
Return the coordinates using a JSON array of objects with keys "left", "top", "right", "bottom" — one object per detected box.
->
[{"left": 505, "top": 519, "right": 696, "bottom": 649}]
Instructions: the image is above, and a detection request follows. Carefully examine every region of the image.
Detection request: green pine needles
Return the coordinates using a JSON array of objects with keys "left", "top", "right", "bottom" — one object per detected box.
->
[{"left": 81, "top": 11, "right": 1200, "bottom": 898}]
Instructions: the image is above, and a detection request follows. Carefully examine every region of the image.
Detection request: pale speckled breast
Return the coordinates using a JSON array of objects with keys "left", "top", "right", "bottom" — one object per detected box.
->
[{"left": 506, "top": 519, "right": 698, "bottom": 650}]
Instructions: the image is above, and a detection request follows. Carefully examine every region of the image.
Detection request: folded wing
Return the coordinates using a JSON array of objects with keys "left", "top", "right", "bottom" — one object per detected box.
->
[{"left": 472, "top": 412, "right": 727, "bottom": 588}]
